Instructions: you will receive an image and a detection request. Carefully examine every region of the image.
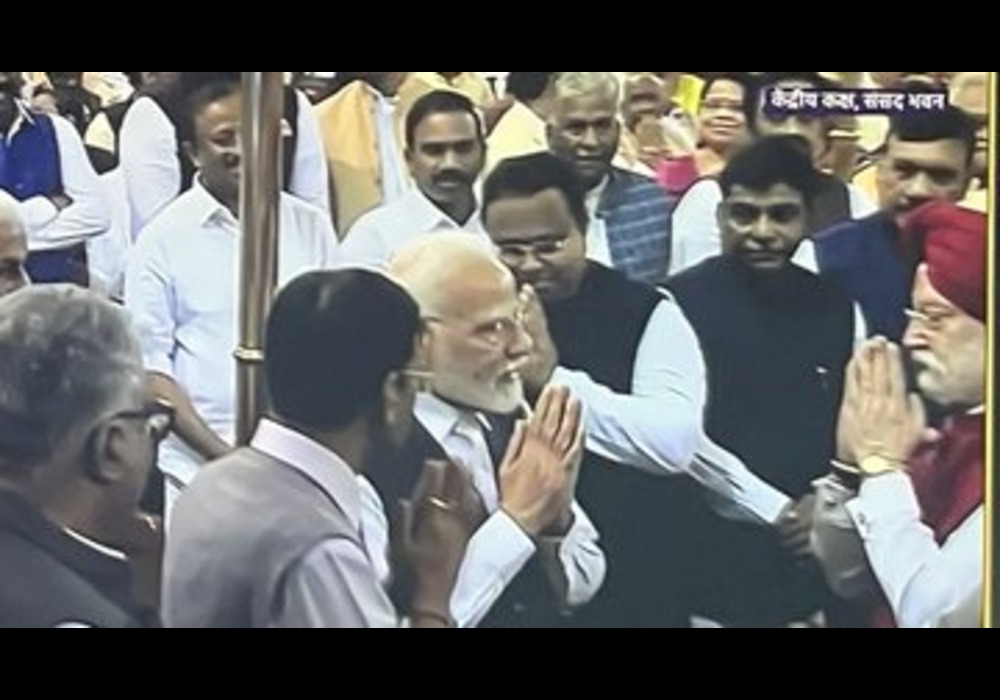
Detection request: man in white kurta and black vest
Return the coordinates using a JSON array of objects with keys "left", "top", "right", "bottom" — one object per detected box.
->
[
  {"left": 481, "top": 152, "right": 792, "bottom": 627},
  {"left": 370, "top": 236, "right": 605, "bottom": 628}
]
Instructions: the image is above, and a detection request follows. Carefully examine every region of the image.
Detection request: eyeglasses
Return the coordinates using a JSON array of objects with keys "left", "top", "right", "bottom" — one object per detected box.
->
[
  {"left": 110, "top": 400, "right": 176, "bottom": 442},
  {"left": 424, "top": 310, "right": 527, "bottom": 349},
  {"left": 495, "top": 239, "right": 568, "bottom": 265},
  {"left": 905, "top": 307, "right": 957, "bottom": 333}
]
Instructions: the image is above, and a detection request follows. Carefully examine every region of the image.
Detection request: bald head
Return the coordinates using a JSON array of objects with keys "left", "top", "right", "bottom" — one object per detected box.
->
[
  {"left": 0, "top": 191, "right": 28, "bottom": 297},
  {"left": 389, "top": 233, "right": 514, "bottom": 318}
]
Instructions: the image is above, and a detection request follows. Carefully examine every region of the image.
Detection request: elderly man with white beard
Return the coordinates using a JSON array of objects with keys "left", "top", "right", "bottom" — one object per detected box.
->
[{"left": 365, "top": 234, "right": 605, "bottom": 628}]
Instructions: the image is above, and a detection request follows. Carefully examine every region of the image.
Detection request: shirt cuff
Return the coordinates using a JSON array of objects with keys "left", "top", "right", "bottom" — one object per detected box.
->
[{"left": 846, "top": 472, "right": 921, "bottom": 539}]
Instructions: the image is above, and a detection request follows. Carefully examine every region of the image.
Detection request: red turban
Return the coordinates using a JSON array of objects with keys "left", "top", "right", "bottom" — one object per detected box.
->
[{"left": 900, "top": 201, "right": 988, "bottom": 322}]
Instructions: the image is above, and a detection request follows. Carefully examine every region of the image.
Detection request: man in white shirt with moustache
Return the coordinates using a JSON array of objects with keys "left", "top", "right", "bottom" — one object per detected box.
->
[
  {"left": 372, "top": 234, "right": 605, "bottom": 628},
  {"left": 125, "top": 74, "right": 339, "bottom": 513},
  {"left": 341, "top": 90, "right": 488, "bottom": 270}
]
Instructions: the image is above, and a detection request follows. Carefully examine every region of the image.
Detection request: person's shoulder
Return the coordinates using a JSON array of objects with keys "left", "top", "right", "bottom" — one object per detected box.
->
[
  {"left": 664, "top": 256, "right": 725, "bottom": 297},
  {"left": 135, "top": 189, "right": 204, "bottom": 247},
  {"left": 814, "top": 211, "right": 885, "bottom": 244},
  {"left": 280, "top": 192, "right": 338, "bottom": 237}
]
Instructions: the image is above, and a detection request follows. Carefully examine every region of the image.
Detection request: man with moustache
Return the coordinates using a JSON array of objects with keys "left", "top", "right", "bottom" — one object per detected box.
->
[
  {"left": 814, "top": 106, "right": 978, "bottom": 340},
  {"left": 374, "top": 235, "right": 604, "bottom": 628},
  {"left": 482, "top": 152, "right": 798, "bottom": 627},
  {"left": 812, "top": 201, "right": 986, "bottom": 628},
  {"left": 0, "top": 71, "right": 109, "bottom": 286},
  {"left": 125, "top": 75, "right": 338, "bottom": 514},
  {"left": 341, "top": 91, "right": 488, "bottom": 270}
]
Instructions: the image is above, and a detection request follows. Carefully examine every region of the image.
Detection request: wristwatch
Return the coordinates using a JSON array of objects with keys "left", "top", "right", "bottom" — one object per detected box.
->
[{"left": 859, "top": 455, "right": 906, "bottom": 478}]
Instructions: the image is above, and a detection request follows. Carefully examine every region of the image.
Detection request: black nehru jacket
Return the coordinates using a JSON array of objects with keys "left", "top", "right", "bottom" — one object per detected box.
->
[
  {"left": 0, "top": 491, "right": 141, "bottom": 628},
  {"left": 367, "top": 416, "right": 569, "bottom": 629},
  {"left": 545, "top": 262, "right": 704, "bottom": 628},
  {"left": 667, "top": 255, "right": 855, "bottom": 626}
]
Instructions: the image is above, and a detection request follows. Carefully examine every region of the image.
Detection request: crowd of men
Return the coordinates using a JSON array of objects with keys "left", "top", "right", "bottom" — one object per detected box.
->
[{"left": 0, "top": 71, "right": 989, "bottom": 628}]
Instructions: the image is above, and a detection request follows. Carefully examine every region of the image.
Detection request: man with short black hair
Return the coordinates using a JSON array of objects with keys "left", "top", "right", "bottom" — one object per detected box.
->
[
  {"left": 341, "top": 90, "right": 488, "bottom": 269},
  {"left": 667, "top": 136, "right": 859, "bottom": 626},
  {"left": 815, "top": 105, "right": 978, "bottom": 340},
  {"left": 125, "top": 75, "right": 338, "bottom": 513}
]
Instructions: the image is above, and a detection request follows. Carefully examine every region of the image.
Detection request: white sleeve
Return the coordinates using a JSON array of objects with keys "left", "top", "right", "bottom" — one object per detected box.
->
[
  {"left": 846, "top": 473, "right": 984, "bottom": 629},
  {"left": 123, "top": 234, "right": 177, "bottom": 379},
  {"left": 669, "top": 180, "right": 723, "bottom": 276},
  {"left": 552, "top": 296, "right": 705, "bottom": 475},
  {"left": 22, "top": 115, "right": 110, "bottom": 251},
  {"left": 450, "top": 511, "right": 536, "bottom": 629},
  {"left": 289, "top": 89, "right": 331, "bottom": 214},
  {"left": 536, "top": 502, "right": 606, "bottom": 608},
  {"left": 120, "top": 97, "right": 182, "bottom": 238}
]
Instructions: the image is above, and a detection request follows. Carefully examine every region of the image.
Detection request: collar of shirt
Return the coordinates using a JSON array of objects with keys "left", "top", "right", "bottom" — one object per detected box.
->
[
  {"left": 415, "top": 393, "right": 493, "bottom": 449},
  {"left": 187, "top": 177, "right": 240, "bottom": 230},
  {"left": 62, "top": 528, "right": 128, "bottom": 562},
  {"left": 5, "top": 99, "right": 37, "bottom": 142},
  {"left": 251, "top": 418, "right": 362, "bottom": 534},
  {"left": 404, "top": 186, "right": 484, "bottom": 233},
  {"left": 586, "top": 176, "right": 611, "bottom": 219}
]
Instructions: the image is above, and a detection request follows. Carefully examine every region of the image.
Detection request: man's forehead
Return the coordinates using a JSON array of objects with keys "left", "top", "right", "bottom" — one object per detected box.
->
[
  {"left": 887, "top": 137, "right": 969, "bottom": 164},
  {"left": 555, "top": 93, "right": 618, "bottom": 116},
  {"left": 487, "top": 190, "right": 576, "bottom": 236},
  {"left": 727, "top": 183, "right": 805, "bottom": 204},
  {"left": 914, "top": 264, "right": 960, "bottom": 311}
]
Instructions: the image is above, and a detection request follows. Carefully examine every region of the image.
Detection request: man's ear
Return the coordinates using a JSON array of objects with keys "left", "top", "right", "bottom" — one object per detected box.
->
[
  {"left": 182, "top": 140, "right": 201, "bottom": 170},
  {"left": 84, "top": 422, "right": 132, "bottom": 486},
  {"left": 381, "top": 370, "right": 410, "bottom": 430}
]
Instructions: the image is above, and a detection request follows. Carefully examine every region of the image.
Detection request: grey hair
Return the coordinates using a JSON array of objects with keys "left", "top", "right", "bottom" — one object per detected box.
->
[
  {"left": 0, "top": 286, "right": 143, "bottom": 475},
  {"left": 551, "top": 72, "right": 622, "bottom": 110},
  {"left": 0, "top": 190, "right": 26, "bottom": 235}
]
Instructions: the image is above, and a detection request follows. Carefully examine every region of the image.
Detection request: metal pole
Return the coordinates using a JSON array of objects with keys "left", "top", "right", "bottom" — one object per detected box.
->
[{"left": 235, "top": 71, "right": 283, "bottom": 445}]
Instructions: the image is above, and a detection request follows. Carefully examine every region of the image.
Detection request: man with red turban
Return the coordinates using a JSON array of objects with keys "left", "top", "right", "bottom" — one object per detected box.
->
[{"left": 811, "top": 200, "right": 987, "bottom": 628}]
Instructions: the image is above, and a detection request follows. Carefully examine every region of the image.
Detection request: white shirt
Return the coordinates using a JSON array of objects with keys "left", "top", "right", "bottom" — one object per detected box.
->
[
  {"left": 121, "top": 90, "right": 331, "bottom": 238},
  {"left": 341, "top": 186, "right": 487, "bottom": 270},
  {"left": 585, "top": 178, "right": 613, "bottom": 267},
  {"left": 668, "top": 179, "right": 878, "bottom": 277},
  {"left": 124, "top": 179, "right": 339, "bottom": 487},
  {"left": 553, "top": 291, "right": 792, "bottom": 524},
  {"left": 368, "top": 86, "right": 408, "bottom": 206},
  {"left": 250, "top": 420, "right": 400, "bottom": 628},
  {"left": 847, "top": 473, "right": 983, "bottom": 629},
  {"left": 374, "top": 393, "right": 606, "bottom": 628},
  {"left": 5, "top": 104, "right": 110, "bottom": 252},
  {"left": 87, "top": 167, "right": 132, "bottom": 298}
]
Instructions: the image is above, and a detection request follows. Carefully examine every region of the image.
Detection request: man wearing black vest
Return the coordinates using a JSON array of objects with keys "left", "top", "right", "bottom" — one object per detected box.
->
[
  {"left": 0, "top": 286, "right": 172, "bottom": 628},
  {"left": 482, "top": 152, "right": 724, "bottom": 627},
  {"left": 666, "top": 136, "right": 858, "bottom": 626},
  {"left": 372, "top": 235, "right": 605, "bottom": 628},
  {"left": 0, "top": 71, "right": 110, "bottom": 287}
]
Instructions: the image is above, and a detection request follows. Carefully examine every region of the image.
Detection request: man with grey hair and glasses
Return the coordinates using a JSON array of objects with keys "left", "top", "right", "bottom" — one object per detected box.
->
[{"left": 0, "top": 286, "right": 173, "bottom": 628}]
